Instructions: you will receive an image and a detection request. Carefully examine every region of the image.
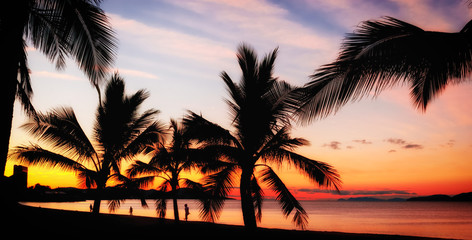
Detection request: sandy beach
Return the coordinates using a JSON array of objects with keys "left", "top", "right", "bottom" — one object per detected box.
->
[{"left": 3, "top": 204, "right": 453, "bottom": 239}]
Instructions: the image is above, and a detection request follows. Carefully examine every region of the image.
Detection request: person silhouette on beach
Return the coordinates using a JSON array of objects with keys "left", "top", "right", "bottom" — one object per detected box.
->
[
  {"left": 184, "top": 204, "right": 190, "bottom": 221},
  {"left": 129, "top": 206, "right": 133, "bottom": 215}
]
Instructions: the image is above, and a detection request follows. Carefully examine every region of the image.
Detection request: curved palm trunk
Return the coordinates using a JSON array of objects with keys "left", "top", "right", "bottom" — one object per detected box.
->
[
  {"left": 0, "top": 63, "right": 18, "bottom": 179},
  {"left": 92, "top": 184, "right": 105, "bottom": 215},
  {"left": 0, "top": 0, "right": 28, "bottom": 180},
  {"left": 172, "top": 193, "right": 180, "bottom": 222},
  {"left": 171, "top": 178, "right": 180, "bottom": 222},
  {"left": 92, "top": 175, "right": 107, "bottom": 214},
  {"left": 92, "top": 196, "right": 102, "bottom": 214},
  {"left": 240, "top": 166, "right": 257, "bottom": 229}
]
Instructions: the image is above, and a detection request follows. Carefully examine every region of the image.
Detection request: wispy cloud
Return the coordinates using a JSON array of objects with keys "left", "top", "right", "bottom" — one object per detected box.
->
[
  {"left": 403, "top": 144, "right": 423, "bottom": 150},
  {"left": 322, "top": 141, "right": 342, "bottom": 150},
  {"left": 385, "top": 138, "right": 423, "bottom": 150},
  {"left": 304, "top": 0, "right": 466, "bottom": 32},
  {"left": 386, "top": 138, "right": 407, "bottom": 145},
  {"left": 109, "top": 13, "right": 234, "bottom": 66},
  {"left": 353, "top": 139, "right": 372, "bottom": 144},
  {"left": 167, "top": 0, "right": 336, "bottom": 52},
  {"left": 441, "top": 139, "right": 456, "bottom": 148}
]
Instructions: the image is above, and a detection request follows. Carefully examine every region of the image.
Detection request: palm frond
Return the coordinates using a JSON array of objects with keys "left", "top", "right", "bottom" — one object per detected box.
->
[
  {"left": 259, "top": 166, "right": 308, "bottom": 229},
  {"left": 27, "top": 2, "right": 68, "bottom": 70},
  {"left": 155, "top": 198, "right": 167, "bottom": 218},
  {"left": 10, "top": 144, "right": 85, "bottom": 172},
  {"left": 298, "top": 16, "right": 472, "bottom": 123},
  {"left": 178, "top": 148, "right": 210, "bottom": 171},
  {"left": 237, "top": 43, "right": 258, "bottom": 91},
  {"left": 21, "top": 107, "right": 99, "bottom": 168},
  {"left": 54, "top": 0, "right": 117, "bottom": 84},
  {"left": 29, "top": 0, "right": 117, "bottom": 85},
  {"left": 155, "top": 181, "right": 171, "bottom": 218},
  {"left": 221, "top": 71, "right": 243, "bottom": 121},
  {"left": 16, "top": 40, "right": 37, "bottom": 117},
  {"left": 119, "top": 120, "right": 166, "bottom": 161},
  {"left": 202, "top": 163, "right": 238, "bottom": 198},
  {"left": 197, "top": 146, "right": 240, "bottom": 174},
  {"left": 126, "top": 160, "right": 161, "bottom": 178},
  {"left": 264, "top": 80, "right": 299, "bottom": 124},
  {"left": 180, "top": 178, "right": 209, "bottom": 199},
  {"left": 131, "top": 176, "right": 156, "bottom": 189},
  {"left": 77, "top": 167, "right": 98, "bottom": 189},
  {"left": 148, "top": 146, "right": 173, "bottom": 170},
  {"left": 292, "top": 210, "right": 309, "bottom": 230},
  {"left": 16, "top": 79, "right": 37, "bottom": 118},
  {"left": 183, "top": 111, "right": 240, "bottom": 148},
  {"left": 258, "top": 126, "right": 308, "bottom": 158},
  {"left": 140, "top": 198, "right": 149, "bottom": 209},
  {"left": 198, "top": 164, "right": 239, "bottom": 222},
  {"left": 108, "top": 199, "right": 123, "bottom": 212},
  {"left": 263, "top": 148, "right": 341, "bottom": 191},
  {"left": 251, "top": 175, "right": 264, "bottom": 222},
  {"left": 130, "top": 109, "right": 162, "bottom": 136},
  {"left": 258, "top": 46, "right": 278, "bottom": 88}
]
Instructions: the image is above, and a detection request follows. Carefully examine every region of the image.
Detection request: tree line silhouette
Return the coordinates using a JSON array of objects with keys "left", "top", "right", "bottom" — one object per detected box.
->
[{"left": 2, "top": 0, "right": 472, "bottom": 231}]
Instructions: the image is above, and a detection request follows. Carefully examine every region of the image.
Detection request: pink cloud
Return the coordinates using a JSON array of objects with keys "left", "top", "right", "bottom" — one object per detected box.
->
[
  {"left": 304, "top": 0, "right": 468, "bottom": 32},
  {"left": 109, "top": 13, "right": 234, "bottom": 65},
  {"left": 167, "top": 0, "right": 336, "bottom": 52},
  {"left": 391, "top": 0, "right": 460, "bottom": 31}
]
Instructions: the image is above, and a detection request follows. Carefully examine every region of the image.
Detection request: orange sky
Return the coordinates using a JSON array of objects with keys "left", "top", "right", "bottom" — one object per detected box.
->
[{"left": 5, "top": 0, "right": 472, "bottom": 200}]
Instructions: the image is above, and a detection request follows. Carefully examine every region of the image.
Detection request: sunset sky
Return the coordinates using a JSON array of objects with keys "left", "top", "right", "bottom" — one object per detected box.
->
[{"left": 6, "top": 0, "right": 472, "bottom": 200}]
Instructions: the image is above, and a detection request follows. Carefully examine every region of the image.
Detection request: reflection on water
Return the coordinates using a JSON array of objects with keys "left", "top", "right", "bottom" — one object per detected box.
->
[{"left": 21, "top": 200, "right": 472, "bottom": 239}]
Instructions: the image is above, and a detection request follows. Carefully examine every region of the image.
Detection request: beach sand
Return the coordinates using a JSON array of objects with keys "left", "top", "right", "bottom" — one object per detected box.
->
[{"left": 4, "top": 204, "right": 453, "bottom": 239}]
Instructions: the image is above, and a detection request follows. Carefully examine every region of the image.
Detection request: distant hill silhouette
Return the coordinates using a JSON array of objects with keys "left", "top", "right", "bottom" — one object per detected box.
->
[
  {"left": 18, "top": 186, "right": 472, "bottom": 203},
  {"left": 337, "top": 192, "right": 472, "bottom": 202},
  {"left": 337, "top": 197, "right": 405, "bottom": 202},
  {"left": 407, "top": 192, "right": 472, "bottom": 202}
]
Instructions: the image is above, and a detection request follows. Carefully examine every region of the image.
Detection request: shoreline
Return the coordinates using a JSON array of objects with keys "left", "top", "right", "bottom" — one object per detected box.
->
[{"left": 4, "top": 204, "right": 454, "bottom": 239}]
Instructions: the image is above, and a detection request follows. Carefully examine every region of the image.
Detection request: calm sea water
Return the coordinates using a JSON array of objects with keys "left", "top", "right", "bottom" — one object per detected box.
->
[{"left": 21, "top": 200, "right": 472, "bottom": 239}]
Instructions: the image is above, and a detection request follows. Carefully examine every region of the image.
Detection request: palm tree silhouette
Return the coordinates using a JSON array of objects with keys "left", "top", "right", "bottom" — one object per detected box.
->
[
  {"left": 297, "top": 17, "right": 472, "bottom": 123},
  {"left": 184, "top": 44, "right": 341, "bottom": 230},
  {"left": 0, "top": 0, "right": 117, "bottom": 179},
  {"left": 126, "top": 119, "right": 205, "bottom": 221},
  {"left": 11, "top": 74, "right": 164, "bottom": 214}
]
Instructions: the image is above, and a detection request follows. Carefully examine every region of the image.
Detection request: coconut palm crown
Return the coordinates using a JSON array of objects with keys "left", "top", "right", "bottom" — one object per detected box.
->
[
  {"left": 10, "top": 74, "right": 164, "bottom": 213},
  {"left": 184, "top": 44, "right": 341, "bottom": 230},
  {"left": 126, "top": 119, "right": 207, "bottom": 221},
  {"left": 0, "top": 0, "right": 117, "bottom": 179}
]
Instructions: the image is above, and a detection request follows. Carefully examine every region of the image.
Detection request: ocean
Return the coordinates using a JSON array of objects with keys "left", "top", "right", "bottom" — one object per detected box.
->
[{"left": 21, "top": 199, "right": 472, "bottom": 239}]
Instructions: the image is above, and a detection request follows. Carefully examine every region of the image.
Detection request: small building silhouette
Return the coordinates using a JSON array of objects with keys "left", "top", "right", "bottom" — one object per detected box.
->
[
  {"left": 11, "top": 165, "right": 28, "bottom": 190},
  {"left": 3, "top": 165, "right": 28, "bottom": 202}
]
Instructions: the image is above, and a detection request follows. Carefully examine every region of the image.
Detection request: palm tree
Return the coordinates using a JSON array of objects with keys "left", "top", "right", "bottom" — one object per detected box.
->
[
  {"left": 183, "top": 44, "right": 341, "bottom": 230},
  {"left": 0, "top": 0, "right": 117, "bottom": 179},
  {"left": 126, "top": 119, "right": 205, "bottom": 222},
  {"left": 10, "top": 74, "right": 164, "bottom": 214},
  {"left": 296, "top": 17, "right": 472, "bottom": 123}
]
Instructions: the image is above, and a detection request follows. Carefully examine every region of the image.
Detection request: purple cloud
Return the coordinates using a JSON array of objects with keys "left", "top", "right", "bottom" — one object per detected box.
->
[{"left": 403, "top": 144, "right": 423, "bottom": 149}]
